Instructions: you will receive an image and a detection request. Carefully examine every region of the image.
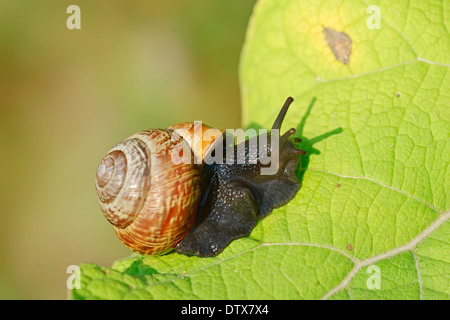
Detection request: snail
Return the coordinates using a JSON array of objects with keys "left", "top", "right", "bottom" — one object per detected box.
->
[{"left": 95, "top": 97, "right": 306, "bottom": 257}]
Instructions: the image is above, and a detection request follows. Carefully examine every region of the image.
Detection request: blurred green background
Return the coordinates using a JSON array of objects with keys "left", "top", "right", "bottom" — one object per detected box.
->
[{"left": 0, "top": 0, "right": 256, "bottom": 299}]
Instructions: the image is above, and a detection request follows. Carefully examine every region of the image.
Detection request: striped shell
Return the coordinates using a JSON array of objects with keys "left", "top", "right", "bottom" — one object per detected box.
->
[{"left": 95, "top": 123, "right": 219, "bottom": 255}]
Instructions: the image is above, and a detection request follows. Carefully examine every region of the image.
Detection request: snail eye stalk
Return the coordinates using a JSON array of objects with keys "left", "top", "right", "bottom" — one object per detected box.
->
[{"left": 272, "top": 97, "right": 294, "bottom": 130}]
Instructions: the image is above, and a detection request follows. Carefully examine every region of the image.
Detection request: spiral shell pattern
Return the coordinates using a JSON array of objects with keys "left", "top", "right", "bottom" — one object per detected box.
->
[
  {"left": 96, "top": 126, "right": 209, "bottom": 255},
  {"left": 96, "top": 139, "right": 151, "bottom": 228}
]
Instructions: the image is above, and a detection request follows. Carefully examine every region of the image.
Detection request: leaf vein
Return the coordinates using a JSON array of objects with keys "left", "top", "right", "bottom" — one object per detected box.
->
[
  {"left": 321, "top": 210, "right": 449, "bottom": 299},
  {"left": 308, "top": 168, "right": 442, "bottom": 214}
]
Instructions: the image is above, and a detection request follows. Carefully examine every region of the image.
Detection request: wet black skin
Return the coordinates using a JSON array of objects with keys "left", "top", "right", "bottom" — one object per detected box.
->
[{"left": 175, "top": 98, "right": 306, "bottom": 257}]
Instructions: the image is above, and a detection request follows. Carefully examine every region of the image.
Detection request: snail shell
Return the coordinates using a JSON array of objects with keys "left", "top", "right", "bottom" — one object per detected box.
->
[{"left": 95, "top": 123, "right": 220, "bottom": 255}]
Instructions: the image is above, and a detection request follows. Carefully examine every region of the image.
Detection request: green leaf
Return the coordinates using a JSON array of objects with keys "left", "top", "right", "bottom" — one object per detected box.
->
[{"left": 72, "top": 0, "right": 449, "bottom": 300}]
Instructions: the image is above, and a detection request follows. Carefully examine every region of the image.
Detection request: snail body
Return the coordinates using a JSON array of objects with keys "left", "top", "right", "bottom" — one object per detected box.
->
[{"left": 95, "top": 98, "right": 305, "bottom": 257}]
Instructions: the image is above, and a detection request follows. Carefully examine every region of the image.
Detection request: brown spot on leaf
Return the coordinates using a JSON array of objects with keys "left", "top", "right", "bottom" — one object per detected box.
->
[
  {"left": 346, "top": 243, "right": 354, "bottom": 251},
  {"left": 323, "top": 27, "right": 352, "bottom": 64},
  {"left": 336, "top": 183, "right": 342, "bottom": 188},
  {"left": 395, "top": 92, "right": 401, "bottom": 98}
]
